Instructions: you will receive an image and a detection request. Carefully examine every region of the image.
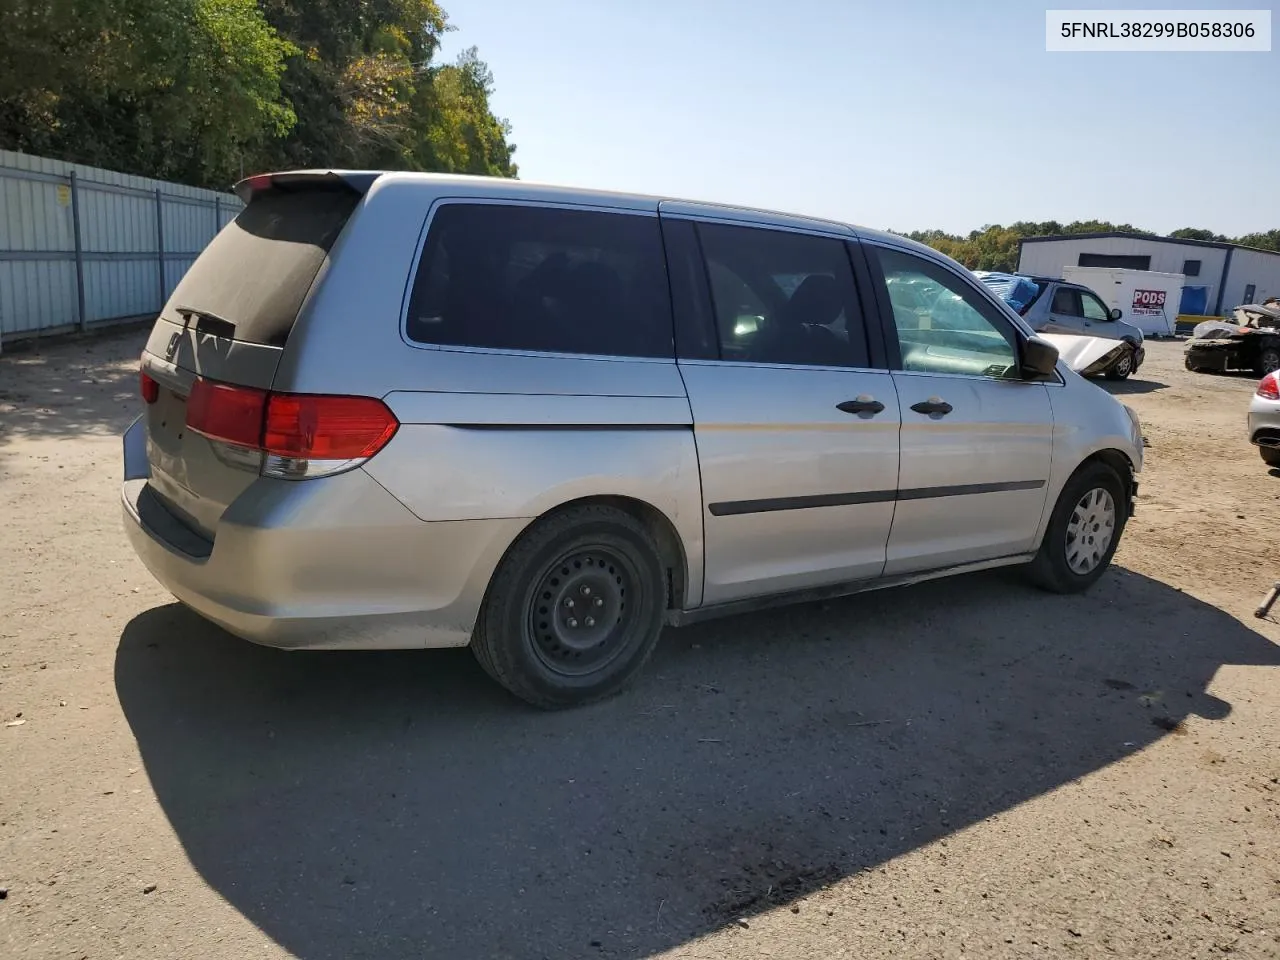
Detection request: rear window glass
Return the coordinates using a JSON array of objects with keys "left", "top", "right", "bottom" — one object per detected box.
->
[
  {"left": 406, "top": 203, "right": 673, "bottom": 358},
  {"left": 167, "top": 190, "right": 358, "bottom": 346}
]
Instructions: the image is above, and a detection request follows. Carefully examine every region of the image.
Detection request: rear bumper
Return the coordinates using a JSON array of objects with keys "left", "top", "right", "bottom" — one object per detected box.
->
[
  {"left": 1248, "top": 399, "right": 1280, "bottom": 448},
  {"left": 121, "top": 417, "right": 524, "bottom": 650}
]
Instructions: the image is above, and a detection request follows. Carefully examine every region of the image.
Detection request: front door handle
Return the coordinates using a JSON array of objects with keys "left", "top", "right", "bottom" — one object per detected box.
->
[
  {"left": 837, "top": 396, "right": 885, "bottom": 416},
  {"left": 910, "top": 397, "right": 953, "bottom": 416}
]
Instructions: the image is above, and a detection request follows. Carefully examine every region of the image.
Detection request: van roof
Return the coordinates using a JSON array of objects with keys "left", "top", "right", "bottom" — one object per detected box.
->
[{"left": 234, "top": 169, "right": 939, "bottom": 259}]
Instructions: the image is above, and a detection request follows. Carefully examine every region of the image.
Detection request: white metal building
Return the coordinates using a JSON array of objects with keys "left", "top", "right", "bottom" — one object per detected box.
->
[{"left": 1017, "top": 232, "right": 1280, "bottom": 317}]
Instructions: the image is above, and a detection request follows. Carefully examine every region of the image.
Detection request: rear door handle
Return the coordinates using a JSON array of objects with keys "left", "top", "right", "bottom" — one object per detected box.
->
[
  {"left": 837, "top": 396, "right": 885, "bottom": 416},
  {"left": 910, "top": 397, "right": 953, "bottom": 416}
]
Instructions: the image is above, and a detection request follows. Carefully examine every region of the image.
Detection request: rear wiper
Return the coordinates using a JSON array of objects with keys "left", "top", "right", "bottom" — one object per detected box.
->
[{"left": 175, "top": 305, "right": 236, "bottom": 339}]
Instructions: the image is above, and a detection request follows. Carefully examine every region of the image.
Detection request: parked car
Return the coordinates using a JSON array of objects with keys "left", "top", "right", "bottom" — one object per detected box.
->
[
  {"left": 1248, "top": 371, "right": 1280, "bottom": 467},
  {"left": 1185, "top": 303, "right": 1280, "bottom": 375},
  {"left": 979, "top": 273, "right": 1146, "bottom": 380},
  {"left": 122, "top": 171, "right": 1144, "bottom": 708}
]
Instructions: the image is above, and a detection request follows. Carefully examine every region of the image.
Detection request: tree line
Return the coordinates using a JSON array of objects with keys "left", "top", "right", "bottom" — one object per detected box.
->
[
  {"left": 900, "top": 222, "right": 1280, "bottom": 273},
  {"left": 0, "top": 0, "right": 516, "bottom": 192}
]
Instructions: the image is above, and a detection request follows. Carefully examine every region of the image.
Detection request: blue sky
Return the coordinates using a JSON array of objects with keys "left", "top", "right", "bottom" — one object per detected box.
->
[{"left": 437, "top": 1, "right": 1277, "bottom": 237}]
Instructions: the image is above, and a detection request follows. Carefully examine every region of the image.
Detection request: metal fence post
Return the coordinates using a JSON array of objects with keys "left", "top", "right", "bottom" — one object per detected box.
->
[
  {"left": 69, "top": 171, "right": 86, "bottom": 331},
  {"left": 213, "top": 195, "right": 221, "bottom": 233},
  {"left": 155, "top": 189, "right": 165, "bottom": 310}
]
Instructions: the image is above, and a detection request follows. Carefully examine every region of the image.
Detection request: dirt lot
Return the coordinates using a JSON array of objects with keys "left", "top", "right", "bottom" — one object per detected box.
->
[{"left": 1, "top": 330, "right": 1277, "bottom": 960}]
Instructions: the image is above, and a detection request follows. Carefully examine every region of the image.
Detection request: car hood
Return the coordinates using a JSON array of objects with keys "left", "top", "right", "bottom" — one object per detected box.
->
[{"left": 1039, "top": 333, "right": 1127, "bottom": 373}]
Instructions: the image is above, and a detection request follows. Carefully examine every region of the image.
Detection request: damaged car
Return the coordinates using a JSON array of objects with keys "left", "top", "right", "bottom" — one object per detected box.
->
[
  {"left": 1037, "top": 333, "right": 1142, "bottom": 381},
  {"left": 978, "top": 272, "right": 1145, "bottom": 380},
  {"left": 1184, "top": 302, "right": 1280, "bottom": 375}
]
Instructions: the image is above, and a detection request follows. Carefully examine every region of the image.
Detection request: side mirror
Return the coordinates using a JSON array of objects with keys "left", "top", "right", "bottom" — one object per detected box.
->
[
  {"left": 1021, "top": 335, "right": 1059, "bottom": 380},
  {"left": 1110, "top": 308, "right": 1123, "bottom": 321}
]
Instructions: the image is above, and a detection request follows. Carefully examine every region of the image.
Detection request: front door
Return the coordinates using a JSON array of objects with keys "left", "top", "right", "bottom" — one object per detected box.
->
[
  {"left": 867, "top": 244, "right": 1054, "bottom": 575},
  {"left": 666, "top": 214, "right": 901, "bottom": 605}
]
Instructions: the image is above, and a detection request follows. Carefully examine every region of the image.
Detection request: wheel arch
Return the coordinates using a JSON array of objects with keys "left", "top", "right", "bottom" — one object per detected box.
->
[
  {"left": 1069, "top": 448, "right": 1138, "bottom": 522},
  {"left": 497, "top": 494, "right": 694, "bottom": 612}
]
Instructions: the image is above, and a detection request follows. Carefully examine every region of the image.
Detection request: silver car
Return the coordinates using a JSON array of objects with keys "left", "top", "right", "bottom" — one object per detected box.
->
[
  {"left": 1248, "top": 371, "right": 1280, "bottom": 467},
  {"left": 1016, "top": 277, "right": 1146, "bottom": 380},
  {"left": 122, "top": 172, "right": 1144, "bottom": 708}
]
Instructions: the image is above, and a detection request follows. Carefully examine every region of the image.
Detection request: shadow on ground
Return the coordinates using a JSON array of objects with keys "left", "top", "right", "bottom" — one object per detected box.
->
[
  {"left": 115, "top": 568, "right": 1279, "bottom": 960},
  {"left": 0, "top": 328, "right": 147, "bottom": 459},
  {"left": 1099, "top": 377, "right": 1169, "bottom": 395}
]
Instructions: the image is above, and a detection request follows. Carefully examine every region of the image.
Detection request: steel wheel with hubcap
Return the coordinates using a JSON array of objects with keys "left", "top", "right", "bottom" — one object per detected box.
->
[
  {"left": 1064, "top": 487, "right": 1116, "bottom": 575},
  {"left": 1028, "top": 461, "right": 1128, "bottom": 593},
  {"left": 472, "top": 504, "right": 667, "bottom": 709}
]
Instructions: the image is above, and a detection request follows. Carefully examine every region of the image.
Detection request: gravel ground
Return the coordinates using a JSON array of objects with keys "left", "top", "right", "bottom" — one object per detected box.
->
[{"left": 1, "top": 330, "right": 1277, "bottom": 960}]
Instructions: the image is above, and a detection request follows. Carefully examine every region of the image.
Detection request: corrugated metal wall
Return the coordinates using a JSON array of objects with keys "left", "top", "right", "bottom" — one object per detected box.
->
[{"left": 0, "top": 150, "right": 242, "bottom": 343}]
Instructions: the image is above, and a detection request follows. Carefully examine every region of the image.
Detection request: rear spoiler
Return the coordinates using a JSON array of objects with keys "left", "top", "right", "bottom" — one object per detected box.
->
[{"left": 232, "top": 170, "right": 383, "bottom": 205}]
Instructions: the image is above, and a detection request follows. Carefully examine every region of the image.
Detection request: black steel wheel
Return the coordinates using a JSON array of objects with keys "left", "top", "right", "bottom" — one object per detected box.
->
[
  {"left": 471, "top": 504, "right": 667, "bottom": 709},
  {"left": 527, "top": 546, "right": 639, "bottom": 677}
]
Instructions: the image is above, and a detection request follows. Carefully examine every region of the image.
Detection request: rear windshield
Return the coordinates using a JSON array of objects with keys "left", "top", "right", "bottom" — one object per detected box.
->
[{"left": 167, "top": 189, "right": 359, "bottom": 346}]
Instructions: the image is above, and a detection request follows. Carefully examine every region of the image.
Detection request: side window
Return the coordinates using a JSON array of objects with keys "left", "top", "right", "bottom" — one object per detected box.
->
[
  {"left": 406, "top": 203, "right": 673, "bottom": 358},
  {"left": 871, "top": 247, "right": 1018, "bottom": 379},
  {"left": 1051, "top": 287, "right": 1082, "bottom": 316},
  {"left": 1081, "top": 293, "right": 1111, "bottom": 321},
  {"left": 695, "top": 222, "right": 869, "bottom": 368}
]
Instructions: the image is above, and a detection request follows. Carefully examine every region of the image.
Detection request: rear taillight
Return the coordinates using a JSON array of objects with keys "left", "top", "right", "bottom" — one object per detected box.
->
[
  {"left": 140, "top": 368, "right": 159, "bottom": 404},
  {"left": 263, "top": 394, "right": 399, "bottom": 460},
  {"left": 187, "top": 379, "right": 268, "bottom": 448},
  {"left": 1258, "top": 372, "right": 1280, "bottom": 400},
  {"left": 184, "top": 378, "right": 398, "bottom": 479}
]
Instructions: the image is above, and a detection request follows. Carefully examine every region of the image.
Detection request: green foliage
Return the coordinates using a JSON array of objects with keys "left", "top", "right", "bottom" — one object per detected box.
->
[
  {"left": 902, "top": 220, "right": 1280, "bottom": 271},
  {"left": 0, "top": 0, "right": 517, "bottom": 189}
]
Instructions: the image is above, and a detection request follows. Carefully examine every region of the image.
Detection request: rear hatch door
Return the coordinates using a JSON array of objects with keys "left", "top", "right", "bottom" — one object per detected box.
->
[{"left": 140, "top": 177, "right": 364, "bottom": 539}]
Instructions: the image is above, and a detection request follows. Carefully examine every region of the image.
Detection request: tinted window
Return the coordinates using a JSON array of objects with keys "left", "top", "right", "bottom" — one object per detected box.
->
[
  {"left": 1183, "top": 259, "right": 1201, "bottom": 277},
  {"left": 872, "top": 247, "right": 1018, "bottom": 379},
  {"left": 1051, "top": 288, "right": 1081, "bottom": 316},
  {"left": 169, "top": 189, "right": 358, "bottom": 346},
  {"left": 407, "top": 204, "right": 673, "bottom": 358},
  {"left": 1081, "top": 293, "right": 1111, "bottom": 321},
  {"left": 696, "top": 223, "right": 868, "bottom": 367}
]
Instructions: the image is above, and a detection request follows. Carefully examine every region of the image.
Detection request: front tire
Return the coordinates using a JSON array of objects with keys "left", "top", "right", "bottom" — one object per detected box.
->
[
  {"left": 1260, "top": 446, "right": 1280, "bottom": 468},
  {"left": 1105, "top": 347, "right": 1134, "bottom": 380},
  {"left": 471, "top": 504, "right": 667, "bottom": 709},
  {"left": 1027, "top": 462, "right": 1128, "bottom": 594}
]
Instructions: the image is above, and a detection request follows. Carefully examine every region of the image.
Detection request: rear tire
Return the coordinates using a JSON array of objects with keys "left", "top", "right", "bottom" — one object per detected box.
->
[
  {"left": 1027, "top": 461, "right": 1128, "bottom": 594},
  {"left": 471, "top": 505, "right": 667, "bottom": 709},
  {"left": 1260, "top": 446, "right": 1280, "bottom": 468},
  {"left": 1255, "top": 348, "right": 1280, "bottom": 377}
]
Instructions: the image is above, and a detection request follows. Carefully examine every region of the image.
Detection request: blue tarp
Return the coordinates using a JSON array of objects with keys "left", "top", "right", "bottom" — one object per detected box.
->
[{"left": 978, "top": 272, "right": 1041, "bottom": 313}]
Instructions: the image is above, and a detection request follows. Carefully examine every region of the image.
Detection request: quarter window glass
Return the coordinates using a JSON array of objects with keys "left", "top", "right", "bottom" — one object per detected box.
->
[
  {"left": 696, "top": 223, "right": 869, "bottom": 367},
  {"left": 873, "top": 247, "right": 1018, "bottom": 379},
  {"left": 1081, "top": 294, "right": 1111, "bottom": 321},
  {"left": 407, "top": 203, "right": 673, "bottom": 358}
]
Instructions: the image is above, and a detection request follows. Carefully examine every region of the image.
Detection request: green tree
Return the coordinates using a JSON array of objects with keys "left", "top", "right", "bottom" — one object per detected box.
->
[
  {"left": 1170, "top": 227, "right": 1227, "bottom": 242},
  {"left": 0, "top": 0, "right": 517, "bottom": 190}
]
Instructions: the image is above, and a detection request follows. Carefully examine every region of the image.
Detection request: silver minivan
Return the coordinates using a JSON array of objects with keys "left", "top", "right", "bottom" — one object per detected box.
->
[{"left": 123, "top": 172, "right": 1144, "bottom": 708}]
